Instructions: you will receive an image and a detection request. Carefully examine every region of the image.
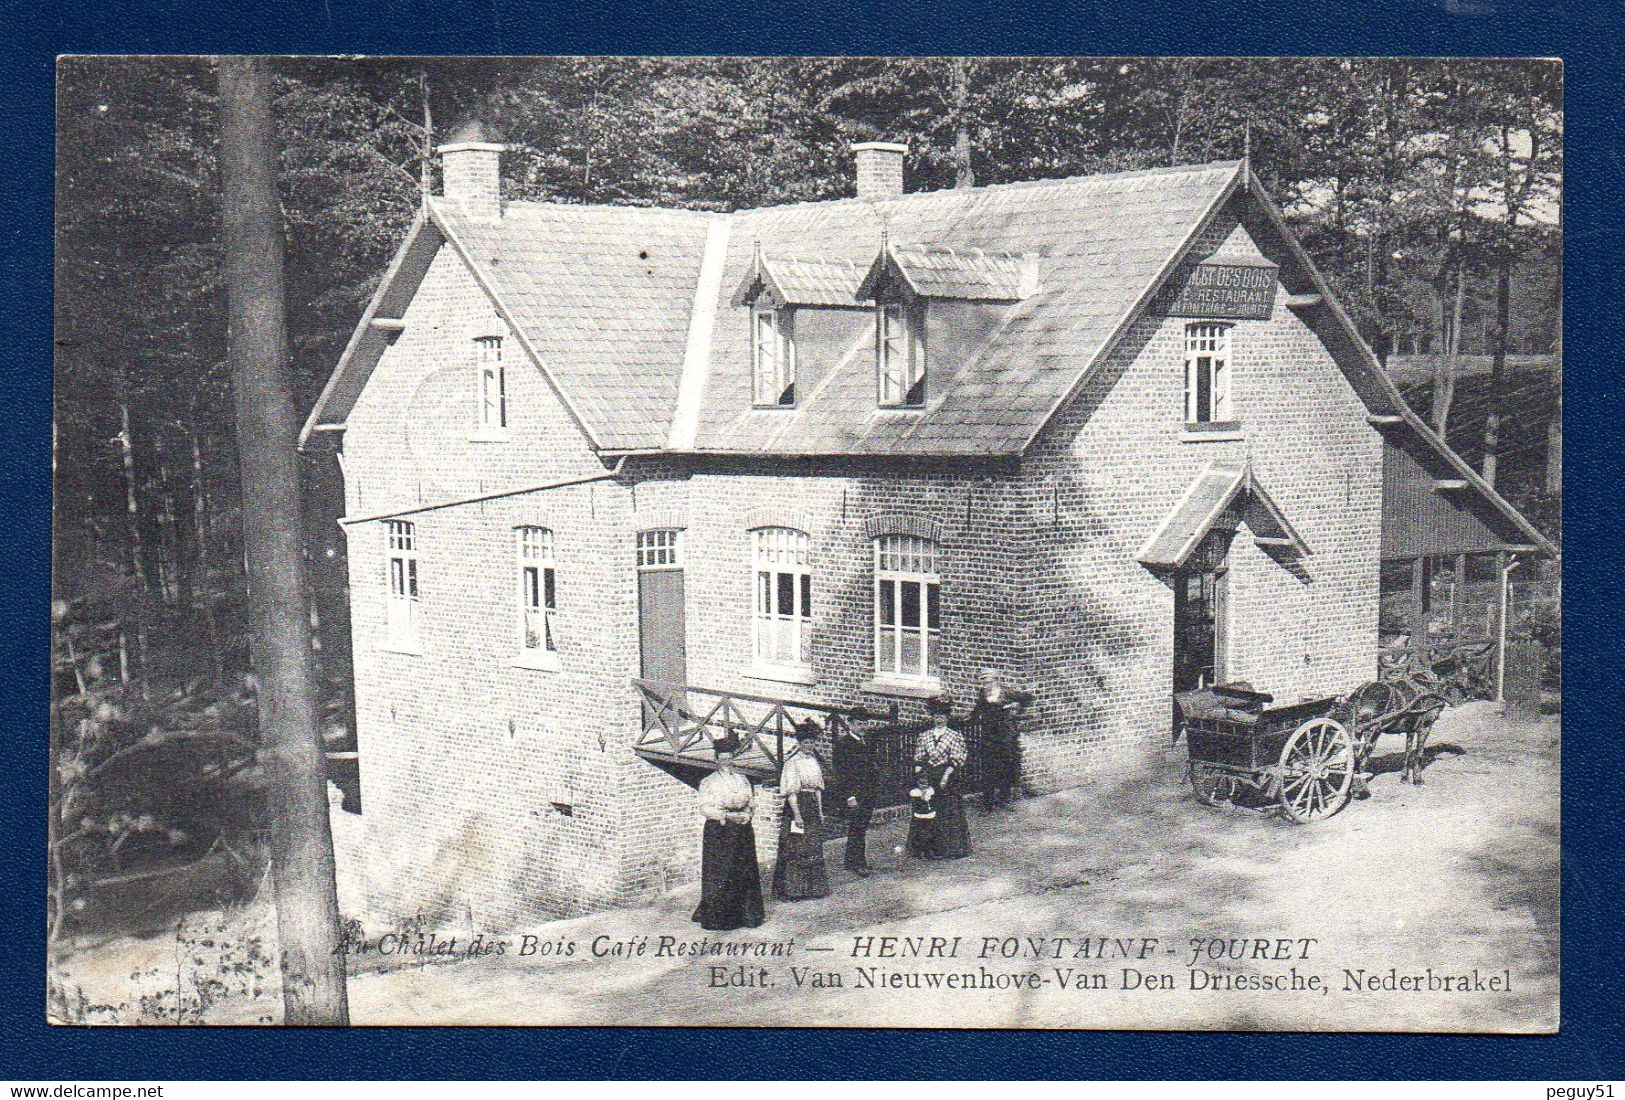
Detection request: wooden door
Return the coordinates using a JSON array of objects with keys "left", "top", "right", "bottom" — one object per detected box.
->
[
  {"left": 638, "top": 567, "right": 687, "bottom": 690},
  {"left": 1173, "top": 566, "right": 1227, "bottom": 693}
]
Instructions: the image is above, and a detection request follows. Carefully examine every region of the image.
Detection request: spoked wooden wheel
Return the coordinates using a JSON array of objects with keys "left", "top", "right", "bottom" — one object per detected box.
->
[
  {"left": 1188, "top": 762, "right": 1225, "bottom": 807},
  {"left": 1277, "top": 717, "right": 1356, "bottom": 824}
]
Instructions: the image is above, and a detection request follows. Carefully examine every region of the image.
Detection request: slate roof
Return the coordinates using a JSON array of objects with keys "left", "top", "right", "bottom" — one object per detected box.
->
[
  {"left": 432, "top": 200, "right": 715, "bottom": 452},
  {"left": 1138, "top": 464, "right": 1309, "bottom": 569},
  {"left": 730, "top": 253, "right": 868, "bottom": 308},
  {"left": 299, "top": 156, "right": 1556, "bottom": 556},
  {"left": 860, "top": 242, "right": 1036, "bottom": 301},
  {"left": 695, "top": 160, "right": 1243, "bottom": 456}
]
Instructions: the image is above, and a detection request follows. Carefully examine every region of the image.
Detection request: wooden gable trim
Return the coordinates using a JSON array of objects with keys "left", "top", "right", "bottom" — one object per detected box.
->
[
  {"left": 299, "top": 206, "right": 438, "bottom": 448},
  {"left": 855, "top": 244, "right": 921, "bottom": 303}
]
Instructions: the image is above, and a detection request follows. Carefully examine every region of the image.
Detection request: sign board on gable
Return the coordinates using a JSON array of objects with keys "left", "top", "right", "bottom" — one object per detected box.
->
[{"left": 1155, "top": 261, "right": 1279, "bottom": 321}]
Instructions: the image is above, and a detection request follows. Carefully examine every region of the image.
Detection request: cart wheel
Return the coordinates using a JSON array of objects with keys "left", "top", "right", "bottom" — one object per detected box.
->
[
  {"left": 1188, "top": 762, "right": 1224, "bottom": 807},
  {"left": 1278, "top": 717, "right": 1356, "bottom": 824}
]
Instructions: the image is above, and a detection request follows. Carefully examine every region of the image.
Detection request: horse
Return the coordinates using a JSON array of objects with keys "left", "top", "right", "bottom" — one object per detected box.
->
[{"left": 1341, "top": 673, "right": 1449, "bottom": 786}]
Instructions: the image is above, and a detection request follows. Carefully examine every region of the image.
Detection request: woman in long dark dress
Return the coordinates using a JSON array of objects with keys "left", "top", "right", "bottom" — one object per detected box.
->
[
  {"left": 691, "top": 738, "right": 765, "bottom": 931},
  {"left": 772, "top": 721, "right": 831, "bottom": 900},
  {"left": 908, "top": 696, "right": 971, "bottom": 860}
]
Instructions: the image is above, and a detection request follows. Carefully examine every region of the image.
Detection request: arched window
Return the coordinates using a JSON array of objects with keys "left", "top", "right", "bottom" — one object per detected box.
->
[
  {"left": 752, "top": 527, "right": 812, "bottom": 670},
  {"left": 874, "top": 534, "right": 940, "bottom": 681}
]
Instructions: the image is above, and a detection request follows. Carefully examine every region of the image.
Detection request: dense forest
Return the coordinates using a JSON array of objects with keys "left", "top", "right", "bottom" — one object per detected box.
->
[{"left": 50, "top": 56, "right": 1561, "bottom": 950}]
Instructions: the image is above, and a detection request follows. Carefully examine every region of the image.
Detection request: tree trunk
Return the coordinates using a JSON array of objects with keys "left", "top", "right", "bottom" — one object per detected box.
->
[
  {"left": 117, "top": 390, "right": 151, "bottom": 692},
  {"left": 216, "top": 54, "right": 349, "bottom": 1026},
  {"left": 1432, "top": 264, "right": 1465, "bottom": 434},
  {"left": 951, "top": 58, "right": 974, "bottom": 189},
  {"left": 190, "top": 420, "right": 225, "bottom": 681},
  {"left": 1482, "top": 249, "right": 1511, "bottom": 488}
]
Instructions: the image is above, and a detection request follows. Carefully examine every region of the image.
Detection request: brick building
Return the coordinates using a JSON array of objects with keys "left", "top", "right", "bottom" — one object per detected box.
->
[{"left": 302, "top": 127, "right": 1550, "bottom": 923}]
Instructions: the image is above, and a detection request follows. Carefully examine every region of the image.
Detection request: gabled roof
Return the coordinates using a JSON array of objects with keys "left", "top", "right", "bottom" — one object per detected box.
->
[
  {"left": 1228, "top": 172, "right": 1557, "bottom": 558},
  {"left": 300, "top": 197, "right": 714, "bottom": 451},
  {"left": 1138, "top": 463, "right": 1310, "bottom": 570},
  {"left": 693, "top": 160, "right": 1245, "bottom": 455},
  {"left": 305, "top": 160, "right": 1246, "bottom": 456},
  {"left": 729, "top": 252, "right": 866, "bottom": 308},
  {"left": 856, "top": 242, "right": 1037, "bottom": 302},
  {"left": 297, "top": 160, "right": 1555, "bottom": 559}
]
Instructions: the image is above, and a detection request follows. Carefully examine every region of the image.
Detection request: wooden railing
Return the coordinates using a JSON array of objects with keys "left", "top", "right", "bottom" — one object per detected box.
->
[
  {"left": 632, "top": 679, "right": 899, "bottom": 779},
  {"left": 631, "top": 679, "right": 996, "bottom": 809}
]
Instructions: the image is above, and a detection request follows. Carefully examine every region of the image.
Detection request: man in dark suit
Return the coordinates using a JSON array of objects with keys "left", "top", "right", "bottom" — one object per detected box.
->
[
  {"left": 970, "top": 667, "right": 1034, "bottom": 812},
  {"left": 832, "top": 719, "right": 880, "bottom": 876}
]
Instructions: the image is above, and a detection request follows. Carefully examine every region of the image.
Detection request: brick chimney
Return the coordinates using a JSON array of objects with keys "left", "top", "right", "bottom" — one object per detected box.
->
[
  {"left": 437, "top": 119, "right": 505, "bottom": 221},
  {"left": 851, "top": 141, "right": 908, "bottom": 200}
]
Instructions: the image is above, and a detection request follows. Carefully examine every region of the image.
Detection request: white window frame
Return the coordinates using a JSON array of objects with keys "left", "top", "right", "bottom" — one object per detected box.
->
[
  {"left": 473, "top": 335, "right": 508, "bottom": 440},
  {"left": 750, "top": 527, "right": 813, "bottom": 681},
  {"left": 1183, "top": 323, "right": 1233, "bottom": 425},
  {"left": 877, "top": 300, "right": 926, "bottom": 408},
  {"left": 873, "top": 534, "right": 942, "bottom": 685},
  {"left": 514, "top": 526, "right": 559, "bottom": 671},
  {"left": 751, "top": 307, "right": 796, "bottom": 407},
  {"left": 636, "top": 528, "right": 683, "bottom": 570},
  {"left": 385, "top": 520, "right": 422, "bottom": 653}
]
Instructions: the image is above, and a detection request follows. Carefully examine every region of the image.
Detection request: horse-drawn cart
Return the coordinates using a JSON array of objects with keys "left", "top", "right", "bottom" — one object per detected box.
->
[{"left": 1177, "top": 686, "right": 1357, "bottom": 824}]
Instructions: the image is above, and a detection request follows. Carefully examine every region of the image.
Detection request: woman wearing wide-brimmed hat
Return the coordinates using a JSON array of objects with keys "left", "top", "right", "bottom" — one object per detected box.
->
[
  {"left": 908, "top": 695, "right": 971, "bottom": 860},
  {"left": 771, "top": 719, "right": 832, "bottom": 901},
  {"left": 691, "top": 735, "right": 765, "bottom": 931}
]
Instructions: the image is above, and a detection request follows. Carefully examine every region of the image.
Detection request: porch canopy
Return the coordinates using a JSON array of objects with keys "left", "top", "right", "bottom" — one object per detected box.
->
[{"left": 1137, "top": 463, "right": 1309, "bottom": 570}]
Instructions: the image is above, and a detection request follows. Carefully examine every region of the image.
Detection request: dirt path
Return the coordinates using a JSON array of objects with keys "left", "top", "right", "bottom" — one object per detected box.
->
[
  {"left": 336, "top": 704, "right": 1558, "bottom": 1031},
  {"left": 53, "top": 705, "right": 1556, "bottom": 1029}
]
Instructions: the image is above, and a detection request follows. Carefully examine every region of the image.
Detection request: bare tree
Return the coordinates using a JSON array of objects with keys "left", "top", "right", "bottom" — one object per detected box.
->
[{"left": 216, "top": 54, "right": 349, "bottom": 1025}]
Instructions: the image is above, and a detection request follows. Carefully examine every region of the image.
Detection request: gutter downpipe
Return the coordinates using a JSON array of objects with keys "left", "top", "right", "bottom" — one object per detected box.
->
[{"left": 1497, "top": 553, "right": 1523, "bottom": 706}]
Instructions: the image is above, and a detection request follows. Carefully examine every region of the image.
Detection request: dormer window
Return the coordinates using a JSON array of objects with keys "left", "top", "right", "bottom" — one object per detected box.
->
[
  {"left": 877, "top": 300, "right": 925, "bottom": 408},
  {"left": 475, "top": 335, "right": 507, "bottom": 437},
  {"left": 752, "top": 307, "right": 796, "bottom": 407}
]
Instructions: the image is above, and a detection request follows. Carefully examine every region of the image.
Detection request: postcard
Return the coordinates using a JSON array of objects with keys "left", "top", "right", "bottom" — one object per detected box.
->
[{"left": 49, "top": 54, "right": 1560, "bottom": 1029}]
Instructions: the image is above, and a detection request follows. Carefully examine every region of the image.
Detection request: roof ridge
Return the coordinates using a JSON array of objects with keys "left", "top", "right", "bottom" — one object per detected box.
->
[
  {"left": 436, "top": 159, "right": 1243, "bottom": 225},
  {"left": 466, "top": 196, "right": 719, "bottom": 219},
  {"left": 728, "top": 158, "right": 1244, "bottom": 217}
]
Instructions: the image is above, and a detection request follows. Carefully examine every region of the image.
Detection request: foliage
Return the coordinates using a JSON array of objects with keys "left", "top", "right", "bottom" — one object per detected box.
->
[
  {"left": 50, "top": 596, "right": 265, "bottom": 942},
  {"left": 52, "top": 56, "right": 1563, "bottom": 949}
]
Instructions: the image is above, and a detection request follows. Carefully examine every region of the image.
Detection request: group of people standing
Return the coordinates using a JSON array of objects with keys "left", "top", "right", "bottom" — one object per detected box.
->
[{"left": 691, "top": 668, "right": 1033, "bottom": 932}]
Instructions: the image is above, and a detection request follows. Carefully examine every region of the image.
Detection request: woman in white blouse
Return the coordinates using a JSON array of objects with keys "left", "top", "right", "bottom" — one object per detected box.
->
[
  {"left": 691, "top": 737, "right": 765, "bottom": 931},
  {"left": 771, "top": 720, "right": 832, "bottom": 900}
]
